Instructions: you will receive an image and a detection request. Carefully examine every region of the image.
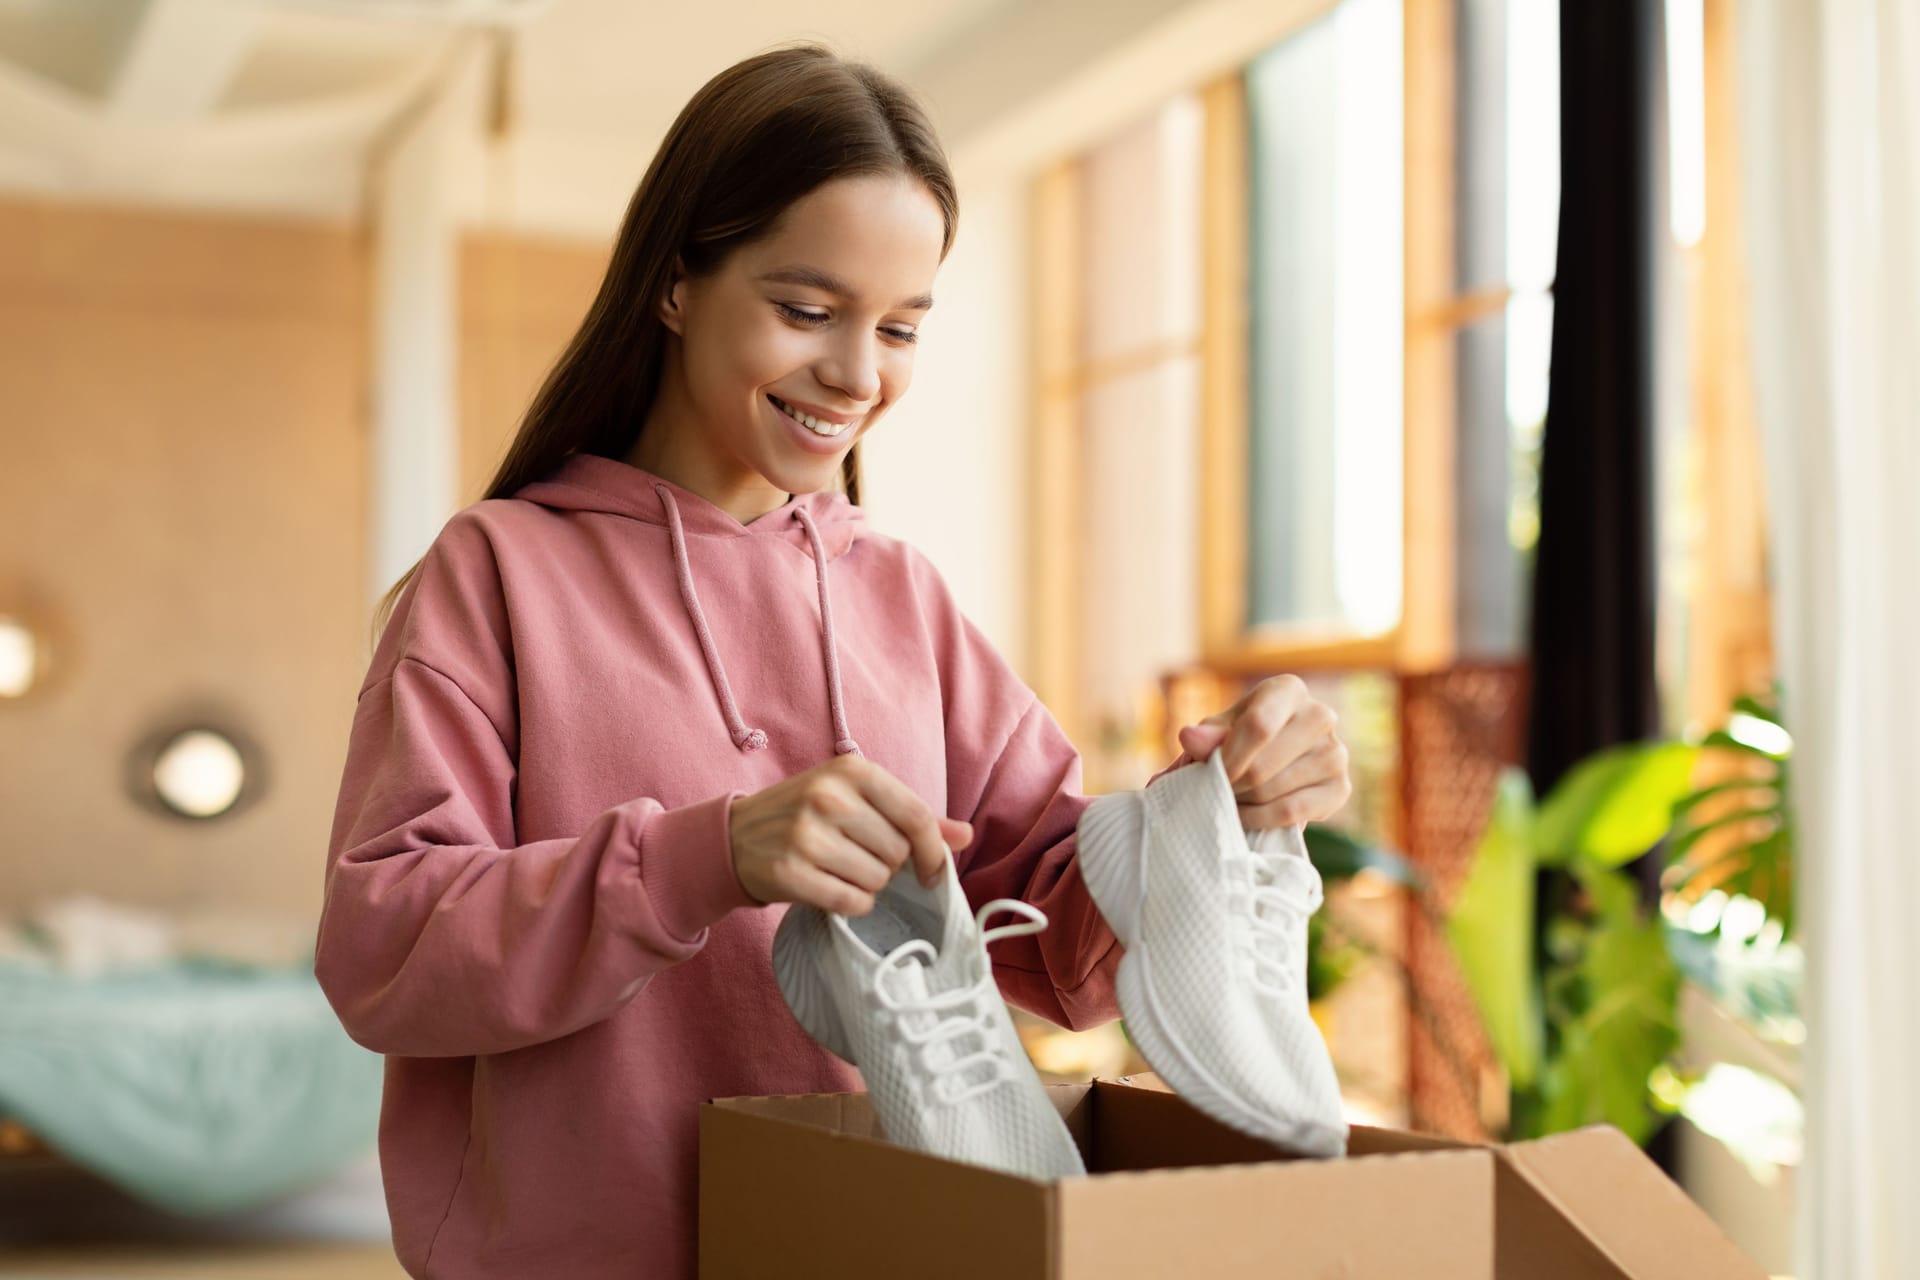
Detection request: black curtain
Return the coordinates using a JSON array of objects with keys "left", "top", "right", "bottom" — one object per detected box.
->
[
  {"left": 1526, "top": 0, "right": 1671, "bottom": 1169},
  {"left": 1530, "top": 1, "right": 1660, "bottom": 774}
]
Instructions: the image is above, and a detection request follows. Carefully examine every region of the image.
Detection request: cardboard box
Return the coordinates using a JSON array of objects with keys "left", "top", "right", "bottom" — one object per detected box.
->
[{"left": 699, "top": 1073, "right": 1767, "bottom": 1278}]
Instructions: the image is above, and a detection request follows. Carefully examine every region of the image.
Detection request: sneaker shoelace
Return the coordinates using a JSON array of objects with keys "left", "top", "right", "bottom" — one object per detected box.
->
[
  {"left": 1220, "top": 841, "right": 1318, "bottom": 1001},
  {"left": 870, "top": 899, "right": 1049, "bottom": 1107}
]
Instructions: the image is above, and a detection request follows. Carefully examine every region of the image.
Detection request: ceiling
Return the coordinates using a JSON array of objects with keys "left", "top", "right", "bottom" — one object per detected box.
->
[
  {"left": 0, "top": 0, "right": 1324, "bottom": 237},
  {"left": 0, "top": 0, "right": 1022, "bottom": 234}
]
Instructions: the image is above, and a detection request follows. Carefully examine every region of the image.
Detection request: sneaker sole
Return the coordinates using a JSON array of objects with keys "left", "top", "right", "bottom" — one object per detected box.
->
[
  {"left": 1117, "top": 940, "right": 1346, "bottom": 1158},
  {"left": 770, "top": 903, "right": 857, "bottom": 1063}
]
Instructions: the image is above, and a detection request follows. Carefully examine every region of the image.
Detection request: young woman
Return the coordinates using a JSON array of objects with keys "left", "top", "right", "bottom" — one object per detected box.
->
[{"left": 317, "top": 42, "right": 1351, "bottom": 1279}]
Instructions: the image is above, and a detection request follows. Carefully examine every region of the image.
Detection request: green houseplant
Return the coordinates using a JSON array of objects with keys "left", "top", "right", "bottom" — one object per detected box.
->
[{"left": 1446, "top": 695, "right": 1794, "bottom": 1143}]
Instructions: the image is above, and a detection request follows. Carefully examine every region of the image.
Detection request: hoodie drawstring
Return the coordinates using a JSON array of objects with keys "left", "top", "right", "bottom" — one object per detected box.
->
[
  {"left": 654, "top": 483, "right": 860, "bottom": 759},
  {"left": 793, "top": 504, "right": 862, "bottom": 758}
]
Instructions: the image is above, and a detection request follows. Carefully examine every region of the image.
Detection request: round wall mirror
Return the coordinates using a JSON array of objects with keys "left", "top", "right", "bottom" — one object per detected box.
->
[
  {"left": 0, "top": 614, "right": 40, "bottom": 699},
  {"left": 127, "top": 720, "right": 266, "bottom": 821},
  {"left": 0, "top": 609, "right": 58, "bottom": 701}
]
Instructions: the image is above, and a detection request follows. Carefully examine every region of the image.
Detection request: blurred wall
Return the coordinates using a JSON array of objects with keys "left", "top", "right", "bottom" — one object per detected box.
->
[
  {"left": 456, "top": 233, "right": 610, "bottom": 503},
  {"left": 0, "top": 201, "right": 616, "bottom": 921},
  {"left": 858, "top": 176, "right": 1031, "bottom": 666},
  {"left": 0, "top": 197, "right": 368, "bottom": 919}
]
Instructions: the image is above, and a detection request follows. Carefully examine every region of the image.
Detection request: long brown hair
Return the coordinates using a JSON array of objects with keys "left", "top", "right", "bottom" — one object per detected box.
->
[{"left": 370, "top": 41, "right": 957, "bottom": 645}]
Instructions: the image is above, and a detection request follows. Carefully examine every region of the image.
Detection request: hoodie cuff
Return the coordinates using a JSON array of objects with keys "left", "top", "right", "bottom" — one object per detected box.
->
[{"left": 638, "top": 789, "right": 758, "bottom": 944}]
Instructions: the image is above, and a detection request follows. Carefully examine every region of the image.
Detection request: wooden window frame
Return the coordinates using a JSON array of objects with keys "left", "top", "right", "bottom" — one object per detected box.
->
[
  {"left": 1028, "top": 0, "right": 1548, "bottom": 733},
  {"left": 1198, "top": 0, "right": 1461, "bottom": 679},
  {"left": 1682, "top": 0, "right": 1773, "bottom": 727}
]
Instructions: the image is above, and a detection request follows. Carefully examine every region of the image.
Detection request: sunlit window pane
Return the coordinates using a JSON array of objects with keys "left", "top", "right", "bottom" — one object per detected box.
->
[{"left": 1245, "top": 0, "right": 1405, "bottom": 638}]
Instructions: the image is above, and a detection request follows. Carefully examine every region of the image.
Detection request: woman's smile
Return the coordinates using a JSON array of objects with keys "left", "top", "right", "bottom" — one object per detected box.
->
[
  {"left": 768, "top": 392, "right": 860, "bottom": 456},
  {"left": 768, "top": 393, "right": 858, "bottom": 437}
]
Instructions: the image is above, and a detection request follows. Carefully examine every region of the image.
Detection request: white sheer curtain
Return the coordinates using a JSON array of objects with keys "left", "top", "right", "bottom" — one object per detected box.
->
[{"left": 1737, "top": 3, "right": 1920, "bottom": 1277}]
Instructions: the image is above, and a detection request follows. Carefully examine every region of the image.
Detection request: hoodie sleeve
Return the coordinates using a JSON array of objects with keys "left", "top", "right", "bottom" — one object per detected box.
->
[
  {"left": 314, "top": 514, "right": 759, "bottom": 1059},
  {"left": 909, "top": 548, "right": 1183, "bottom": 1032}
]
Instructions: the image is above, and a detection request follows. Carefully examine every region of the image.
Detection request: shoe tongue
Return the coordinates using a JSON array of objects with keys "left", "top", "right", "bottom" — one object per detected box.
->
[
  {"left": 872, "top": 910, "right": 975, "bottom": 1005},
  {"left": 884, "top": 855, "right": 983, "bottom": 994},
  {"left": 878, "top": 948, "right": 936, "bottom": 1004}
]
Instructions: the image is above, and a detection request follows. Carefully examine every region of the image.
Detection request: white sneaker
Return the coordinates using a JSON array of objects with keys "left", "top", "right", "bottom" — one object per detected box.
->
[
  {"left": 770, "top": 851, "right": 1088, "bottom": 1180},
  {"left": 1077, "top": 746, "right": 1348, "bottom": 1157}
]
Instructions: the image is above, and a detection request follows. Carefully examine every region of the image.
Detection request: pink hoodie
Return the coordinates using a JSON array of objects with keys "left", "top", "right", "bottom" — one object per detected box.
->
[{"left": 317, "top": 452, "right": 1180, "bottom": 1278}]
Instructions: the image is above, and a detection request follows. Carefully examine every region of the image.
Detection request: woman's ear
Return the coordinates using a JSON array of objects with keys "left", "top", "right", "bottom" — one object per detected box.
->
[{"left": 658, "top": 254, "right": 689, "bottom": 336}]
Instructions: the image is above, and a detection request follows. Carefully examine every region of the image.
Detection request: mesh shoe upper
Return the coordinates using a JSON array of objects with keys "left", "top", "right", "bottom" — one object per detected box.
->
[
  {"left": 1078, "top": 747, "right": 1347, "bottom": 1156},
  {"left": 771, "top": 853, "right": 1087, "bottom": 1180}
]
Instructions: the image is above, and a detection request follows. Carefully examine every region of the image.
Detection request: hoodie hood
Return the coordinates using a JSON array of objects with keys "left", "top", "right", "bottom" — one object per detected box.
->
[{"left": 515, "top": 452, "right": 872, "bottom": 758}]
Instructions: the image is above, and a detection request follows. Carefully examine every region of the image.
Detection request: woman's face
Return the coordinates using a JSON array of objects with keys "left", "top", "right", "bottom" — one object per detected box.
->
[{"left": 652, "top": 172, "right": 946, "bottom": 506}]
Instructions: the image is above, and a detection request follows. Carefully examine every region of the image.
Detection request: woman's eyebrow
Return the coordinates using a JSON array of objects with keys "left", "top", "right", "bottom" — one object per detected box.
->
[{"left": 756, "top": 265, "right": 934, "bottom": 311}]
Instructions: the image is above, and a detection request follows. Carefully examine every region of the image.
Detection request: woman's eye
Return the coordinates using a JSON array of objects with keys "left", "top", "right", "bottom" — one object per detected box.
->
[
  {"left": 777, "top": 302, "right": 916, "bottom": 345},
  {"left": 776, "top": 302, "right": 829, "bottom": 325}
]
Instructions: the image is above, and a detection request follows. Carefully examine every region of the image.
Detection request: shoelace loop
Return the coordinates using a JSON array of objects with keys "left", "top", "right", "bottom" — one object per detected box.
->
[
  {"left": 868, "top": 898, "right": 1049, "bottom": 1107},
  {"left": 1220, "top": 845, "right": 1321, "bottom": 999}
]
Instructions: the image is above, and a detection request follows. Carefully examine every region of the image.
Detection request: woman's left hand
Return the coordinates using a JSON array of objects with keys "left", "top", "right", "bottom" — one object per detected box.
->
[{"left": 1170, "top": 675, "right": 1352, "bottom": 829}]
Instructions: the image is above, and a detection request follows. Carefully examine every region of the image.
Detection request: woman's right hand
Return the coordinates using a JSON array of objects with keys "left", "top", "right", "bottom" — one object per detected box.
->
[{"left": 728, "top": 755, "right": 974, "bottom": 915}]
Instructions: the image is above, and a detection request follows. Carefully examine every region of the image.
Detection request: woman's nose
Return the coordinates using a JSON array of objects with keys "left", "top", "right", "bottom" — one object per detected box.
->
[{"left": 819, "top": 335, "right": 881, "bottom": 404}]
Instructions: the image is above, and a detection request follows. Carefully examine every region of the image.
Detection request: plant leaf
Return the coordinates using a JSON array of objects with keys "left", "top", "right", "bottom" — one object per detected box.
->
[
  {"left": 1667, "top": 806, "right": 1782, "bottom": 863},
  {"left": 1536, "top": 742, "right": 1700, "bottom": 868},
  {"left": 1671, "top": 778, "right": 1780, "bottom": 821},
  {"left": 1667, "top": 829, "right": 1796, "bottom": 941},
  {"left": 1446, "top": 768, "right": 1542, "bottom": 1087},
  {"left": 1700, "top": 729, "right": 1788, "bottom": 762},
  {"left": 1303, "top": 824, "right": 1420, "bottom": 887},
  {"left": 1534, "top": 864, "right": 1682, "bottom": 1143},
  {"left": 1306, "top": 913, "right": 1363, "bottom": 1002}
]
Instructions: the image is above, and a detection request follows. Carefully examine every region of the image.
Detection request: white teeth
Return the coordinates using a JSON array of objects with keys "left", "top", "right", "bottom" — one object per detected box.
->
[{"left": 773, "top": 396, "right": 852, "bottom": 437}]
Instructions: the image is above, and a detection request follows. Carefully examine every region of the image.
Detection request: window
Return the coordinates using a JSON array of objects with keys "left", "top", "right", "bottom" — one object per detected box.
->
[
  {"left": 1030, "top": 0, "right": 1564, "bottom": 758},
  {"left": 1195, "top": 0, "right": 1559, "bottom": 674},
  {"left": 1245, "top": 0, "right": 1404, "bottom": 643}
]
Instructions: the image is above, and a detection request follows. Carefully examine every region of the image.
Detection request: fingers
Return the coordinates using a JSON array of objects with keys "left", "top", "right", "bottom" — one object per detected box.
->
[
  {"left": 1203, "top": 675, "right": 1350, "bottom": 827},
  {"left": 785, "top": 859, "right": 880, "bottom": 917},
  {"left": 842, "top": 757, "right": 954, "bottom": 889},
  {"left": 795, "top": 816, "right": 899, "bottom": 894},
  {"left": 1220, "top": 675, "right": 1318, "bottom": 785},
  {"left": 804, "top": 770, "right": 915, "bottom": 877},
  {"left": 938, "top": 816, "right": 976, "bottom": 853},
  {"left": 1239, "top": 776, "right": 1351, "bottom": 829},
  {"left": 1244, "top": 735, "right": 1348, "bottom": 809}
]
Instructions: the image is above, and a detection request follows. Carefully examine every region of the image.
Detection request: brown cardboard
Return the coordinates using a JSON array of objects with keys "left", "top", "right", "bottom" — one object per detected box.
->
[
  {"left": 698, "top": 1074, "right": 1766, "bottom": 1279},
  {"left": 1497, "top": 1127, "right": 1770, "bottom": 1278}
]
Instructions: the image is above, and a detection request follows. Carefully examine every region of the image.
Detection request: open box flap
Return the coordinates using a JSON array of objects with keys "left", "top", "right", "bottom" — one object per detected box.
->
[
  {"left": 1054, "top": 1144, "right": 1495, "bottom": 1279},
  {"left": 1067, "top": 1077, "right": 1495, "bottom": 1278},
  {"left": 698, "top": 1101, "right": 1058, "bottom": 1278},
  {"left": 707, "top": 1082, "right": 1097, "bottom": 1156},
  {"left": 1499, "top": 1126, "right": 1769, "bottom": 1279},
  {"left": 706, "top": 1090, "right": 885, "bottom": 1140},
  {"left": 1097, "top": 1073, "right": 1465, "bottom": 1159}
]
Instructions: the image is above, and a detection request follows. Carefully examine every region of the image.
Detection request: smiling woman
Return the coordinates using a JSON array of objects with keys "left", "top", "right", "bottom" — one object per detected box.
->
[
  {"left": 317, "top": 37, "right": 1355, "bottom": 1280},
  {"left": 322, "top": 42, "right": 990, "bottom": 1280},
  {"left": 368, "top": 42, "right": 957, "bottom": 639},
  {"left": 627, "top": 171, "right": 946, "bottom": 497}
]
